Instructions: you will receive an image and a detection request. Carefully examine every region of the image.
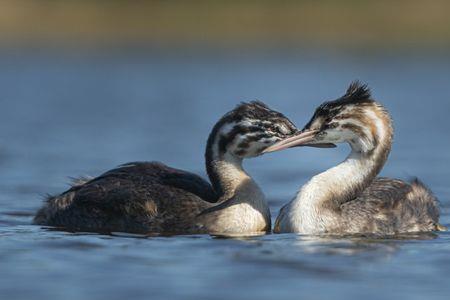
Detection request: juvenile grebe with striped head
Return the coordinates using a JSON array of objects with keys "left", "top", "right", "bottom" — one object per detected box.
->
[
  {"left": 34, "top": 101, "right": 297, "bottom": 235},
  {"left": 265, "top": 82, "right": 443, "bottom": 235}
]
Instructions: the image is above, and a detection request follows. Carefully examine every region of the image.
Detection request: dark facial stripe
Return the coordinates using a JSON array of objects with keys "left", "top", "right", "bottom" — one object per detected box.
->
[
  {"left": 205, "top": 101, "right": 298, "bottom": 197},
  {"left": 235, "top": 149, "right": 247, "bottom": 156},
  {"left": 334, "top": 114, "right": 352, "bottom": 120},
  {"left": 245, "top": 133, "right": 270, "bottom": 142},
  {"left": 218, "top": 125, "right": 259, "bottom": 153},
  {"left": 238, "top": 141, "right": 250, "bottom": 149}
]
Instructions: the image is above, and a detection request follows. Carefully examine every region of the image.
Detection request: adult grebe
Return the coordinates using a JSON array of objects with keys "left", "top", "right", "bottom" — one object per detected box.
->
[
  {"left": 34, "top": 101, "right": 297, "bottom": 235},
  {"left": 264, "top": 82, "right": 444, "bottom": 235}
]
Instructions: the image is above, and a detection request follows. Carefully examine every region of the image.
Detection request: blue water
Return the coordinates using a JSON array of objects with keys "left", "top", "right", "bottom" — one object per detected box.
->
[{"left": 1, "top": 49, "right": 449, "bottom": 300}]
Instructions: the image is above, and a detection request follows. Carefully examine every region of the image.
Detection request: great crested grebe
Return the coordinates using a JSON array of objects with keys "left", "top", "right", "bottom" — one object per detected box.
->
[
  {"left": 34, "top": 101, "right": 298, "bottom": 235},
  {"left": 264, "top": 82, "right": 444, "bottom": 235}
]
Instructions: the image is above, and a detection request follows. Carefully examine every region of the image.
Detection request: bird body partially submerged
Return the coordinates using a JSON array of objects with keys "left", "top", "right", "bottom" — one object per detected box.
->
[
  {"left": 268, "top": 82, "right": 443, "bottom": 235},
  {"left": 274, "top": 176, "right": 441, "bottom": 235},
  {"left": 34, "top": 162, "right": 216, "bottom": 234},
  {"left": 34, "top": 102, "right": 297, "bottom": 235}
]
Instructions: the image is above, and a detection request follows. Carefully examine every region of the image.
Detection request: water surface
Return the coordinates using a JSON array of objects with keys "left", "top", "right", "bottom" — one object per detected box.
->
[{"left": 1, "top": 50, "right": 449, "bottom": 300}]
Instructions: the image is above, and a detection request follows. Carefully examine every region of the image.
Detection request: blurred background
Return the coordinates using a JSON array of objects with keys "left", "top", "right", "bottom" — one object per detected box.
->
[
  {"left": 1, "top": 1, "right": 450, "bottom": 300},
  {"left": 1, "top": 0, "right": 450, "bottom": 50}
]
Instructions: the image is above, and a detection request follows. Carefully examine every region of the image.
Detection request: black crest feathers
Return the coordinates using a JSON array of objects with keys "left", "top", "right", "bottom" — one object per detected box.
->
[
  {"left": 302, "top": 81, "right": 375, "bottom": 130},
  {"left": 318, "top": 81, "right": 373, "bottom": 112},
  {"left": 227, "top": 100, "right": 282, "bottom": 121},
  {"left": 341, "top": 81, "right": 372, "bottom": 103}
]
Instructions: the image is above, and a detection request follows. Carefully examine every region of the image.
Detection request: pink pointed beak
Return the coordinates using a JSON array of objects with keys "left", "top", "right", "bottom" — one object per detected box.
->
[{"left": 262, "top": 130, "right": 335, "bottom": 154}]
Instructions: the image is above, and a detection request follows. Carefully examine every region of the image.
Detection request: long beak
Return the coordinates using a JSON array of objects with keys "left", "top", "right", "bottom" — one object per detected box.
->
[{"left": 262, "top": 130, "right": 320, "bottom": 154}]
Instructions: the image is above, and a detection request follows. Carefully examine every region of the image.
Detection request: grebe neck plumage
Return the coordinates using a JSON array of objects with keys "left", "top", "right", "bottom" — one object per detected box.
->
[
  {"left": 266, "top": 82, "right": 441, "bottom": 235},
  {"left": 197, "top": 103, "right": 298, "bottom": 234},
  {"left": 285, "top": 104, "right": 392, "bottom": 233},
  {"left": 34, "top": 101, "right": 298, "bottom": 235}
]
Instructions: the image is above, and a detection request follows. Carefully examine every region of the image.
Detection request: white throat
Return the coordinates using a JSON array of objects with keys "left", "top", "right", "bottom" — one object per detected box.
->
[
  {"left": 205, "top": 141, "right": 271, "bottom": 234},
  {"left": 279, "top": 112, "right": 392, "bottom": 234},
  {"left": 287, "top": 149, "right": 376, "bottom": 233},
  {"left": 208, "top": 136, "right": 267, "bottom": 210}
]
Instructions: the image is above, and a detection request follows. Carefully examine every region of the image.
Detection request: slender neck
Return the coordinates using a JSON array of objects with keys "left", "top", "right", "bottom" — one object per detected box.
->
[
  {"left": 308, "top": 145, "right": 389, "bottom": 207},
  {"left": 205, "top": 130, "right": 254, "bottom": 200},
  {"left": 291, "top": 119, "right": 392, "bottom": 231},
  {"left": 206, "top": 152, "right": 250, "bottom": 199},
  {"left": 203, "top": 137, "right": 270, "bottom": 234},
  {"left": 201, "top": 124, "right": 270, "bottom": 234}
]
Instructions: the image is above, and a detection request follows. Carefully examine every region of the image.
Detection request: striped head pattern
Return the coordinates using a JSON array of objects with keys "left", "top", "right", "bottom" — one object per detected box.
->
[
  {"left": 302, "top": 81, "right": 393, "bottom": 153},
  {"left": 207, "top": 101, "right": 297, "bottom": 159}
]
